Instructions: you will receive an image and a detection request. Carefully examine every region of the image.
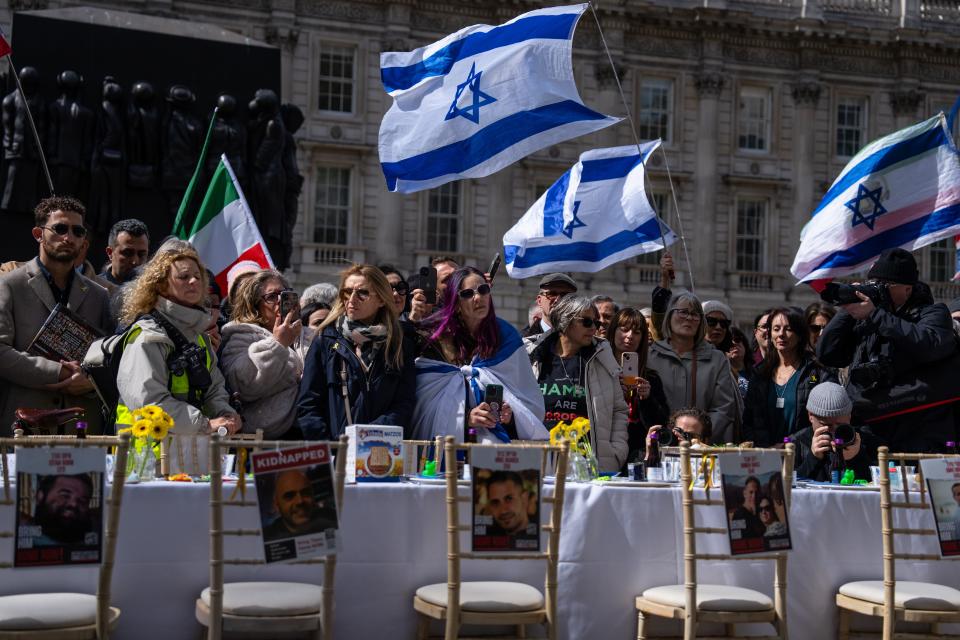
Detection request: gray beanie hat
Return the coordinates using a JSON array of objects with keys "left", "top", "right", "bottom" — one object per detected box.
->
[
  {"left": 806, "top": 382, "right": 853, "bottom": 418},
  {"left": 702, "top": 300, "right": 734, "bottom": 322}
]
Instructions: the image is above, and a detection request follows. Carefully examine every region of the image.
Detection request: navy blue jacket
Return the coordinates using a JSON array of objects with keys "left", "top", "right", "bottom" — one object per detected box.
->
[{"left": 296, "top": 325, "right": 417, "bottom": 439}]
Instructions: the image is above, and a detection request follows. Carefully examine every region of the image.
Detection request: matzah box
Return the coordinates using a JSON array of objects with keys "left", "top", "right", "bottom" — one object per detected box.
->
[{"left": 345, "top": 425, "right": 404, "bottom": 483}]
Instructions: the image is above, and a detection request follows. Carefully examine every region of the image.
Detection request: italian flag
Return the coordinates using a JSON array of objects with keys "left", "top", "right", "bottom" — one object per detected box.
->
[{"left": 174, "top": 155, "right": 273, "bottom": 293}]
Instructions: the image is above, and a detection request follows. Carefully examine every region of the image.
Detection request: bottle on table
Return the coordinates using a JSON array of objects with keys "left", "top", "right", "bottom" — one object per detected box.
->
[
  {"left": 75, "top": 421, "right": 87, "bottom": 439},
  {"left": 645, "top": 430, "right": 661, "bottom": 468},
  {"left": 460, "top": 427, "right": 477, "bottom": 479},
  {"left": 830, "top": 438, "right": 845, "bottom": 484},
  {"left": 947, "top": 440, "right": 958, "bottom": 455}
]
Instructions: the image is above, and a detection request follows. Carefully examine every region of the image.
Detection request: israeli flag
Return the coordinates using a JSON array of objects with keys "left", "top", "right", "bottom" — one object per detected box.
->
[
  {"left": 503, "top": 142, "right": 677, "bottom": 278},
  {"left": 379, "top": 3, "right": 620, "bottom": 194}
]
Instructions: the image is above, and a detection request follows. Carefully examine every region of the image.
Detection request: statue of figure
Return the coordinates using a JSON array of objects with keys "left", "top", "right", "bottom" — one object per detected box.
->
[
  {"left": 247, "top": 89, "right": 286, "bottom": 264},
  {"left": 89, "top": 76, "right": 126, "bottom": 233},
  {"left": 126, "top": 81, "right": 161, "bottom": 189},
  {"left": 46, "top": 70, "right": 94, "bottom": 201},
  {"left": 205, "top": 94, "right": 247, "bottom": 186},
  {"left": 1, "top": 66, "right": 46, "bottom": 212},
  {"left": 278, "top": 103, "right": 304, "bottom": 271},
  {"left": 161, "top": 84, "right": 203, "bottom": 219}
]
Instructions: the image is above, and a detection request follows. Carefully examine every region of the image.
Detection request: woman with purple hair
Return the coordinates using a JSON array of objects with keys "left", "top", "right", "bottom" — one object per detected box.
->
[{"left": 411, "top": 267, "right": 547, "bottom": 442}]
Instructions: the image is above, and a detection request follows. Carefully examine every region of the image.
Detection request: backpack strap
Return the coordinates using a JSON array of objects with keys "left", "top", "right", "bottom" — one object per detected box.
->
[{"left": 149, "top": 310, "right": 212, "bottom": 409}]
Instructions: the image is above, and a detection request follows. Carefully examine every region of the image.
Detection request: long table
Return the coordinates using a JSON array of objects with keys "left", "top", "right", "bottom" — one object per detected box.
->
[{"left": 2, "top": 481, "right": 959, "bottom": 639}]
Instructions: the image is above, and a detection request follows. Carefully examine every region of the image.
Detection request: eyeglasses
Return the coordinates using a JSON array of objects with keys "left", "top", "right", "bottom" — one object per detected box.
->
[
  {"left": 341, "top": 287, "right": 371, "bottom": 302},
  {"left": 673, "top": 309, "right": 699, "bottom": 320},
  {"left": 705, "top": 317, "right": 731, "bottom": 329},
  {"left": 538, "top": 289, "right": 569, "bottom": 301},
  {"left": 574, "top": 316, "right": 598, "bottom": 328},
  {"left": 261, "top": 288, "right": 294, "bottom": 304},
  {"left": 809, "top": 324, "right": 825, "bottom": 335},
  {"left": 390, "top": 282, "right": 410, "bottom": 296},
  {"left": 759, "top": 504, "right": 774, "bottom": 513},
  {"left": 42, "top": 223, "right": 87, "bottom": 238},
  {"left": 458, "top": 283, "right": 491, "bottom": 300},
  {"left": 755, "top": 325, "right": 769, "bottom": 334}
]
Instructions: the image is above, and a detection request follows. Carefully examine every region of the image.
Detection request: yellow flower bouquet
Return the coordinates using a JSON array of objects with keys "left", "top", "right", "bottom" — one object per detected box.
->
[
  {"left": 549, "top": 417, "right": 599, "bottom": 481},
  {"left": 119, "top": 405, "right": 174, "bottom": 482}
]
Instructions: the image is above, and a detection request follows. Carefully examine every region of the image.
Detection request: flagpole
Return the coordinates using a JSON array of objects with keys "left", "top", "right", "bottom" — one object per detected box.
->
[
  {"left": 6, "top": 57, "right": 54, "bottom": 196},
  {"left": 172, "top": 106, "right": 219, "bottom": 238},
  {"left": 587, "top": 2, "right": 695, "bottom": 293}
]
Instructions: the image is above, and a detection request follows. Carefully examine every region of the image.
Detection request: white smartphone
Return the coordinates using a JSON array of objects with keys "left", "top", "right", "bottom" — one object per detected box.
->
[{"left": 621, "top": 351, "right": 639, "bottom": 384}]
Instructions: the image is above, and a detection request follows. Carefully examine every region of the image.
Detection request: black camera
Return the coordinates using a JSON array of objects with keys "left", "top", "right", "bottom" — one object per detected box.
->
[
  {"left": 655, "top": 427, "right": 693, "bottom": 447},
  {"left": 820, "top": 280, "right": 889, "bottom": 307},
  {"left": 849, "top": 358, "right": 895, "bottom": 390},
  {"left": 833, "top": 423, "right": 856, "bottom": 448}
]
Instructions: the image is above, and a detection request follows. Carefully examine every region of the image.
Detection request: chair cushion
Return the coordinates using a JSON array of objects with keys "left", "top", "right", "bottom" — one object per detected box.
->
[
  {"left": 0, "top": 593, "right": 97, "bottom": 630},
  {"left": 641, "top": 584, "right": 773, "bottom": 612},
  {"left": 201, "top": 582, "right": 323, "bottom": 616},
  {"left": 416, "top": 581, "right": 544, "bottom": 613},
  {"left": 839, "top": 581, "right": 960, "bottom": 611}
]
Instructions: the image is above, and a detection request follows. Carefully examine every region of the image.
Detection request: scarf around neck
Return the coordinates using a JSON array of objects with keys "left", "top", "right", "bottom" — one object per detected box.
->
[{"left": 337, "top": 315, "right": 388, "bottom": 369}]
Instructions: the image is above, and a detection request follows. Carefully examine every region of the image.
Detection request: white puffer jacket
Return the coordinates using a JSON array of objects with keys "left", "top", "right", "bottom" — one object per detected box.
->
[{"left": 219, "top": 321, "right": 312, "bottom": 438}]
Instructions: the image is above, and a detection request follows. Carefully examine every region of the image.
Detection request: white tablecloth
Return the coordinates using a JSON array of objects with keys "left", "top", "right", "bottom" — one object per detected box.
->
[{"left": 1, "top": 481, "right": 958, "bottom": 639}]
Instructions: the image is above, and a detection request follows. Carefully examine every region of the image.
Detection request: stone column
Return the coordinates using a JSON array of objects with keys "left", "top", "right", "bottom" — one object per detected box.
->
[
  {"left": 791, "top": 81, "right": 821, "bottom": 251},
  {"left": 692, "top": 71, "right": 723, "bottom": 288}
]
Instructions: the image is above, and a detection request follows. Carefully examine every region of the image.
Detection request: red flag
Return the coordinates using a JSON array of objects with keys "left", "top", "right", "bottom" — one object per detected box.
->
[{"left": 0, "top": 27, "right": 11, "bottom": 58}]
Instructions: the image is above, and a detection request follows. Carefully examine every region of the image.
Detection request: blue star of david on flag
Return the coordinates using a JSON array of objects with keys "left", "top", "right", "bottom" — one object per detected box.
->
[
  {"left": 444, "top": 62, "right": 496, "bottom": 125},
  {"left": 561, "top": 201, "right": 586, "bottom": 238},
  {"left": 845, "top": 183, "right": 887, "bottom": 231}
]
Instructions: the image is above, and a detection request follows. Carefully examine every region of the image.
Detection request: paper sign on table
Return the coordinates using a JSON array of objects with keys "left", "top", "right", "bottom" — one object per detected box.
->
[
  {"left": 471, "top": 447, "right": 541, "bottom": 552},
  {"left": 919, "top": 458, "right": 960, "bottom": 557},
  {"left": 15, "top": 446, "right": 105, "bottom": 567},
  {"left": 252, "top": 444, "right": 339, "bottom": 564},
  {"left": 718, "top": 451, "right": 792, "bottom": 556}
]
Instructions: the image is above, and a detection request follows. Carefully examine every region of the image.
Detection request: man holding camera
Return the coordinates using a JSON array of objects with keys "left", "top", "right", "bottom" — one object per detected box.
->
[
  {"left": 817, "top": 248, "right": 958, "bottom": 453},
  {"left": 792, "top": 382, "right": 877, "bottom": 481}
]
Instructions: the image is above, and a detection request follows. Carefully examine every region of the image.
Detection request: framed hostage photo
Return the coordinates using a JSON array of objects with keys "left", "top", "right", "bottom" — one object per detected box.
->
[
  {"left": 919, "top": 458, "right": 960, "bottom": 557},
  {"left": 718, "top": 451, "right": 792, "bottom": 556},
  {"left": 15, "top": 447, "right": 105, "bottom": 567},
  {"left": 471, "top": 447, "right": 541, "bottom": 553},
  {"left": 252, "top": 444, "right": 339, "bottom": 564}
]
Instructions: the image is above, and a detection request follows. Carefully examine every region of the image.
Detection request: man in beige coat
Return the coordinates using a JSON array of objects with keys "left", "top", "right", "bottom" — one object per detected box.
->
[{"left": 0, "top": 196, "right": 113, "bottom": 435}]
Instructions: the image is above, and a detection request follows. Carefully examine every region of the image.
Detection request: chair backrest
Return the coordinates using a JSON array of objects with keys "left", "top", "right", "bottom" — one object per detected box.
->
[
  {"left": 160, "top": 429, "right": 264, "bottom": 476},
  {"left": 440, "top": 437, "right": 570, "bottom": 628},
  {"left": 205, "top": 434, "right": 349, "bottom": 640},
  {"left": 677, "top": 442, "right": 795, "bottom": 621},
  {"left": 0, "top": 433, "right": 131, "bottom": 640},
  {"left": 402, "top": 436, "right": 445, "bottom": 475},
  {"left": 876, "top": 448, "right": 960, "bottom": 618}
]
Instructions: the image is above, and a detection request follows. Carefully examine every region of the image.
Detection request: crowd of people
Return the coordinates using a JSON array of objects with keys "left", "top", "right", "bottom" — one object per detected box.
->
[{"left": 2, "top": 197, "right": 960, "bottom": 478}]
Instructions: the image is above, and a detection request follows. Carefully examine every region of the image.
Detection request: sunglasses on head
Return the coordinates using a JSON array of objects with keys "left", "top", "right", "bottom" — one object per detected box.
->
[
  {"left": 458, "top": 283, "right": 491, "bottom": 300},
  {"left": 341, "top": 287, "right": 371, "bottom": 302},
  {"left": 390, "top": 282, "right": 409, "bottom": 295},
  {"left": 705, "top": 317, "right": 731, "bottom": 329},
  {"left": 574, "top": 316, "right": 598, "bottom": 328},
  {"left": 42, "top": 223, "right": 87, "bottom": 238}
]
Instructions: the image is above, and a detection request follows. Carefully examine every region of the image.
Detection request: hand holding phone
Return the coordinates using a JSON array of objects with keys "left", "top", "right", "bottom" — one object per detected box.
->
[
  {"left": 621, "top": 352, "right": 639, "bottom": 386},
  {"left": 279, "top": 290, "right": 299, "bottom": 321},
  {"left": 484, "top": 383, "right": 504, "bottom": 424}
]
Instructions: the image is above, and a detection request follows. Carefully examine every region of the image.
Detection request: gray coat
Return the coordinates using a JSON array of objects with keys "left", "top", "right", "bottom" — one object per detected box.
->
[
  {"left": 0, "top": 258, "right": 112, "bottom": 434},
  {"left": 647, "top": 339, "right": 740, "bottom": 444},
  {"left": 526, "top": 332, "right": 629, "bottom": 473}
]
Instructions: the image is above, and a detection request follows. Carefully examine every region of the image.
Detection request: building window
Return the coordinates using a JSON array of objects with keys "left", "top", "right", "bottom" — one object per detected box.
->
[
  {"left": 735, "top": 198, "right": 768, "bottom": 272},
  {"left": 738, "top": 87, "right": 771, "bottom": 152},
  {"left": 638, "top": 79, "right": 672, "bottom": 143},
  {"left": 928, "top": 238, "right": 954, "bottom": 283},
  {"left": 836, "top": 98, "right": 867, "bottom": 158},
  {"left": 318, "top": 43, "right": 355, "bottom": 113},
  {"left": 313, "top": 167, "right": 350, "bottom": 244},
  {"left": 426, "top": 183, "right": 460, "bottom": 253},
  {"left": 636, "top": 192, "right": 667, "bottom": 265}
]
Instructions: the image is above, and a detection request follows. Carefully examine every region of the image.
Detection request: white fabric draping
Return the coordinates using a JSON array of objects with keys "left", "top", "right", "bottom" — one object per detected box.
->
[{"left": 1, "top": 482, "right": 958, "bottom": 639}]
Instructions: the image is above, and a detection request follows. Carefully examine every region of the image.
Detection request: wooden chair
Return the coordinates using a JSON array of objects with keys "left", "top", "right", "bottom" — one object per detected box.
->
[
  {"left": 160, "top": 429, "right": 264, "bottom": 477},
  {"left": 195, "top": 434, "right": 348, "bottom": 640},
  {"left": 635, "top": 441, "right": 795, "bottom": 640},
  {"left": 836, "top": 447, "right": 960, "bottom": 640},
  {"left": 413, "top": 436, "right": 570, "bottom": 640},
  {"left": 402, "top": 436, "right": 445, "bottom": 475},
  {"left": 0, "top": 433, "right": 131, "bottom": 639}
]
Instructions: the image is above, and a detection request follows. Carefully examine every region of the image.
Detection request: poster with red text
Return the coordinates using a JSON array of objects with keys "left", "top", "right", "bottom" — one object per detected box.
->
[
  {"left": 919, "top": 458, "right": 960, "bottom": 557},
  {"left": 471, "top": 447, "right": 541, "bottom": 552},
  {"left": 718, "top": 451, "right": 791, "bottom": 556},
  {"left": 15, "top": 446, "right": 105, "bottom": 567},
  {"left": 252, "top": 444, "right": 339, "bottom": 564}
]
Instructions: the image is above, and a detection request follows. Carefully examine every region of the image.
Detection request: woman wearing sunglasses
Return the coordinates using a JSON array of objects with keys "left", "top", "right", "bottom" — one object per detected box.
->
[
  {"left": 804, "top": 301, "right": 836, "bottom": 350},
  {"left": 526, "top": 294, "right": 628, "bottom": 473},
  {"left": 647, "top": 293, "right": 740, "bottom": 444},
  {"left": 296, "top": 264, "right": 417, "bottom": 439},
  {"left": 412, "top": 267, "right": 546, "bottom": 443},
  {"left": 219, "top": 269, "right": 313, "bottom": 439}
]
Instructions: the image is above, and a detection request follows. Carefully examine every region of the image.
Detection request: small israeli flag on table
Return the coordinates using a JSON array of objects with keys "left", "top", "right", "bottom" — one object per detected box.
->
[
  {"left": 503, "top": 142, "right": 677, "bottom": 278},
  {"left": 378, "top": 3, "right": 621, "bottom": 194}
]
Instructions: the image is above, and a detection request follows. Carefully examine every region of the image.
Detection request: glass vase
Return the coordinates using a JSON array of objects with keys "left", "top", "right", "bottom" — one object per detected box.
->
[
  {"left": 126, "top": 442, "right": 158, "bottom": 483},
  {"left": 567, "top": 452, "right": 593, "bottom": 483}
]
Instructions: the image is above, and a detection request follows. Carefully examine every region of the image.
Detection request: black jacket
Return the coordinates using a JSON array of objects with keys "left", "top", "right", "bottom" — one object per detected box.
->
[
  {"left": 792, "top": 424, "right": 879, "bottom": 482},
  {"left": 741, "top": 354, "right": 837, "bottom": 447},
  {"left": 816, "top": 282, "right": 958, "bottom": 452},
  {"left": 296, "top": 326, "right": 417, "bottom": 440}
]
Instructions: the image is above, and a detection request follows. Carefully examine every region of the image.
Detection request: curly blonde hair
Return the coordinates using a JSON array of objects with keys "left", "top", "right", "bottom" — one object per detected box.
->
[
  {"left": 231, "top": 269, "right": 291, "bottom": 327},
  {"left": 121, "top": 245, "right": 208, "bottom": 325}
]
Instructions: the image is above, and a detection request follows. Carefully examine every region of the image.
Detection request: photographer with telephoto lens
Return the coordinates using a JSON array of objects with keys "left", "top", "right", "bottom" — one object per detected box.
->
[{"left": 817, "top": 248, "right": 958, "bottom": 453}]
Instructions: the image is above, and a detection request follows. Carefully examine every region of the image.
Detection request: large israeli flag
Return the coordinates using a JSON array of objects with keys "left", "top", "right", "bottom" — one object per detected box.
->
[
  {"left": 792, "top": 113, "right": 960, "bottom": 283},
  {"left": 503, "top": 142, "right": 677, "bottom": 278},
  {"left": 379, "top": 4, "right": 620, "bottom": 194}
]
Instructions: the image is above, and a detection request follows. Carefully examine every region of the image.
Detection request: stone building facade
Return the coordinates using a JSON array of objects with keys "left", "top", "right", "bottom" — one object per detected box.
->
[{"left": 4, "top": 0, "right": 960, "bottom": 328}]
